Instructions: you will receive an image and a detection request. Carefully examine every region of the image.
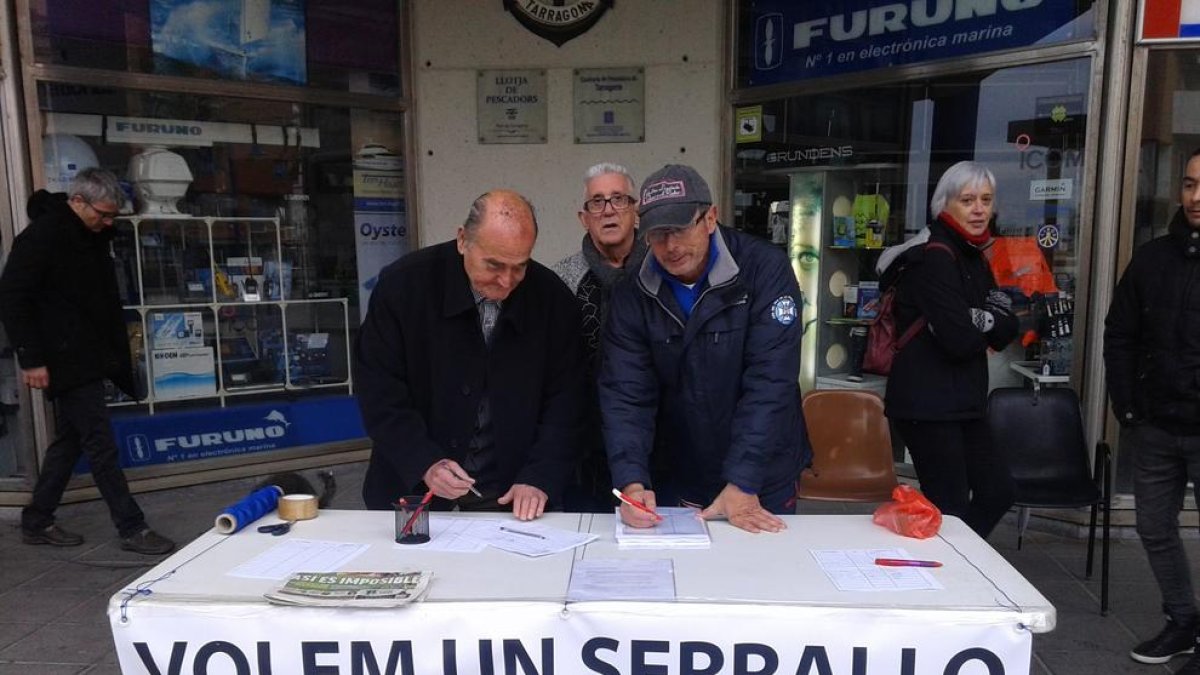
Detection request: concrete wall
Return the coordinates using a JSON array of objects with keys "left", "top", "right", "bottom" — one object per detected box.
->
[{"left": 410, "top": 0, "right": 725, "bottom": 265}]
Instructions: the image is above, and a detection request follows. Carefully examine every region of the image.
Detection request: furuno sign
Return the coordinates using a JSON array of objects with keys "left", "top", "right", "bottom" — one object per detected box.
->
[
  {"left": 741, "top": 0, "right": 1083, "bottom": 86},
  {"left": 504, "top": 0, "right": 613, "bottom": 46}
]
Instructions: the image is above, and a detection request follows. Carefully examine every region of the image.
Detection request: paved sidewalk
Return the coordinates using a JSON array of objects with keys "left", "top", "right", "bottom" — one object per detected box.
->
[{"left": 0, "top": 462, "right": 1191, "bottom": 674}]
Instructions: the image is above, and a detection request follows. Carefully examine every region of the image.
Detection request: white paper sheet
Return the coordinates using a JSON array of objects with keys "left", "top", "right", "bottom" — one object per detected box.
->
[
  {"left": 810, "top": 548, "right": 944, "bottom": 592},
  {"left": 227, "top": 539, "right": 370, "bottom": 580},
  {"left": 392, "top": 516, "right": 595, "bottom": 557},
  {"left": 567, "top": 558, "right": 676, "bottom": 601}
]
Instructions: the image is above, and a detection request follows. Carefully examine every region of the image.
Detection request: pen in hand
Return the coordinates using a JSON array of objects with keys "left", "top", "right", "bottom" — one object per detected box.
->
[
  {"left": 442, "top": 460, "right": 483, "bottom": 497},
  {"left": 875, "top": 558, "right": 942, "bottom": 568},
  {"left": 611, "top": 488, "right": 663, "bottom": 522}
]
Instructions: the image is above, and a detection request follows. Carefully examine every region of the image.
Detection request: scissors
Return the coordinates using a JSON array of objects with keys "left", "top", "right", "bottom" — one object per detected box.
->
[{"left": 256, "top": 521, "right": 294, "bottom": 536}]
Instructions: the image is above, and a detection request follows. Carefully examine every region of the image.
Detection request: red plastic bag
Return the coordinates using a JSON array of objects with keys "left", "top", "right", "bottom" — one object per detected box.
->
[{"left": 872, "top": 485, "right": 942, "bottom": 539}]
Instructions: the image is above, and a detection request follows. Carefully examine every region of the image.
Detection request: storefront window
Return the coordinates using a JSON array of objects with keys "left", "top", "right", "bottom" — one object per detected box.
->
[
  {"left": 36, "top": 82, "right": 405, "bottom": 467},
  {"left": 736, "top": 0, "right": 1096, "bottom": 88},
  {"left": 1132, "top": 51, "right": 1200, "bottom": 247},
  {"left": 734, "top": 58, "right": 1091, "bottom": 399},
  {"left": 29, "top": 0, "right": 400, "bottom": 95}
]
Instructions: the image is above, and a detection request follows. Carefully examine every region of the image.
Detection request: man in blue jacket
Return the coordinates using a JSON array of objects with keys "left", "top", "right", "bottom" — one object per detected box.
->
[
  {"left": 599, "top": 164, "right": 809, "bottom": 533},
  {"left": 356, "top": 190, "right": 585, "bottom": 520}
]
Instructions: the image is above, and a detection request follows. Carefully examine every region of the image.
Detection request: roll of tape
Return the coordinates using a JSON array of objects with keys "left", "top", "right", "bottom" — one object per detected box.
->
[{"left": 278, "top": 494, "right": 318, "bottom": 521}]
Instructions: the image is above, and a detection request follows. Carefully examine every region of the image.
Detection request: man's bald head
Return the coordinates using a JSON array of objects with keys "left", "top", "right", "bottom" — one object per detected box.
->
[{"left": 457, "top": 190, "right": 538, "bottom": 302}]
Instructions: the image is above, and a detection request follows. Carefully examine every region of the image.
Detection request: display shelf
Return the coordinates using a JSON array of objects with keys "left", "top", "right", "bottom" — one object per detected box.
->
[
  {"left": 790, "top": 165, "right": 904, "bottom": 388},
  {"left": 111, "top": 216, "right": 353, "bottom": 413}
]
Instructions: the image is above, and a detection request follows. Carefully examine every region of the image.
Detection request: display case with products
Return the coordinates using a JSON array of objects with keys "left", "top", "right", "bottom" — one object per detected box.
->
[
  {"left": 110, "top": 215, "right": 352, "bottom": 413},
  {"left": 787, "top": 165, "right": 906, "bottom": 394}
]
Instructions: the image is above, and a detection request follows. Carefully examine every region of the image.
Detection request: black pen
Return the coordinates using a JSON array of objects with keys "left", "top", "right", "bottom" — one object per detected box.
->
[{"left": 500, "top": 526, "right": 545, "bottom": 540}]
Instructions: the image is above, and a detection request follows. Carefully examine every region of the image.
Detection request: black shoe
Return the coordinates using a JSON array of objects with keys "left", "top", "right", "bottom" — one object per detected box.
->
[
  {"left": 120, "top": 528, "right": 175, "bottom": 555},
  {"left": 21, "top": 524, "right": 84, "bottom": 547},
  {"left": 1177, "top": 651, "right": 1200, "bottom": 675},
  {"left": 1131, "top": 617, "right": 1197, "bottom": 664}
]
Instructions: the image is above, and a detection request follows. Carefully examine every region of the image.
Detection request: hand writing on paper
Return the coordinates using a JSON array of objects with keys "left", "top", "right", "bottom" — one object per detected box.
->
[
  {"left": 22, "top": 367, "right": 49, "bottom": 389},
  {"left": 617, "top": 483, "right": 661, "bottom": 529},
  {"left": 422, "top": 459, "right": 478, "bottom": 499},
  {"left": 700, "top": 483, "right": 786, "bottom": 534},
  {"left": 497, "top": 483, "right": 547, "bottom": 521}
]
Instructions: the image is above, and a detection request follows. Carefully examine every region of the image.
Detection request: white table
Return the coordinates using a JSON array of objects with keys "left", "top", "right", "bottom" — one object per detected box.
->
[{"left": 109, "top": 511, "right": 1053, "bottom": 675}]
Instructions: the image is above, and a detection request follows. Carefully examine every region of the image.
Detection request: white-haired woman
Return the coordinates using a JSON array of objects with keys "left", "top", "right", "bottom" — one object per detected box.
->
[{"left": 879, "top": 160, "right": 1018, "bottom": 538}]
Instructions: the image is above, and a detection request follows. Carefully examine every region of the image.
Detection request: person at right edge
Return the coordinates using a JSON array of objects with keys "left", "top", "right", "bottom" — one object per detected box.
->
[
  {"left": 879, "top": 160, "right": 1017, "bottom": 539},
  {"left": 1105, "top": 148, "right": 1200, "bottom": 674},
  {"left": 0, "top": 168, "right": 174, "bottom": 555}
]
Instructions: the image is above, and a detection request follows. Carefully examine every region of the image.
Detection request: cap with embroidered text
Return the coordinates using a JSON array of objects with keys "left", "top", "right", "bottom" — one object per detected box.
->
[{"left": 637, "top": 164, "right": 713, "bottom": 231}]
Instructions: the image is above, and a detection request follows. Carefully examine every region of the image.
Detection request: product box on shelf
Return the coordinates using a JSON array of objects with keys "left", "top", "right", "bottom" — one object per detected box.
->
[
  {"left": 226, "top": 257, "right": 264, "bottom": 302},
  {"left": 151, "top": 347, "right": 216, "bottom": 400},
  {"left": 857, "top": 282, "right": 881, "bottom": 320},
  {"left": 149, "top": 312, "right": 204, "bottom": 350},
  {"left": 289, "top": 332, "right": 333, "bottom": 383}
]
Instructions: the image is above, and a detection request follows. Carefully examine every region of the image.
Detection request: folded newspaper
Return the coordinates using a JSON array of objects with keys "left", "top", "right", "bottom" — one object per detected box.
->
[{"left": 264, "top": 571, "right": 433, "bottom": 608}]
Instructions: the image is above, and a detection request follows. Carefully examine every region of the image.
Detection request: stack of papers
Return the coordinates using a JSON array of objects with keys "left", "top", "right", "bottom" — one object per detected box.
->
[
  {"left": 614, "top": 507, "right": 710, "bottom": 549},
  {"left": 397, "top": 515, "right": 597, "bottom": 557}
]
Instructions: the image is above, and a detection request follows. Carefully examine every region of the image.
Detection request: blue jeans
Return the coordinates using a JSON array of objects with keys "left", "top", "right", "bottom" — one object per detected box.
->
[
  {"left": 1127, "top": 423, "right": 1200, "bottom": 624},
  {"left": 21, "top": 380, "right": 146, "bottom": 538}
]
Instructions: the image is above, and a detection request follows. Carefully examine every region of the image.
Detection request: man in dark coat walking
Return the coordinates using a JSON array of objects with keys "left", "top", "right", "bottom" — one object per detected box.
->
[
  {"left": 356, "top": 189, "right": 585, "bottom": 520},
  {"left": 0, "top": 167, "right": 173, "bottom": 554}
]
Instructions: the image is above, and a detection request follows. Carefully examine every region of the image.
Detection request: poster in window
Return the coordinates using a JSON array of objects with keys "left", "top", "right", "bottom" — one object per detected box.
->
[{"left": 150, "top": 0, "right": 307, "bottom": 85}]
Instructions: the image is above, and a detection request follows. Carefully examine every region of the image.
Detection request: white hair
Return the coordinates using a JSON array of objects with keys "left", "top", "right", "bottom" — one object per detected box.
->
[
  {"left": 583, "top": 162, "right": 635, "bottom": 194},
  {"left": 929, "top": 161, "right": 995, "bottom": 217}
]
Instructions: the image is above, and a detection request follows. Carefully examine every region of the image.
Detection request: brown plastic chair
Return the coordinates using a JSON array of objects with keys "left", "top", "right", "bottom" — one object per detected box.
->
[{"left": 797, "top": 389, "right": 899, "bottom": 502}]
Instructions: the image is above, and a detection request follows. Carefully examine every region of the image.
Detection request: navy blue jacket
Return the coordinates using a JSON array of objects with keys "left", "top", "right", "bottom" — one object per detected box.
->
[
  {"left": 355, "top": 240, "right": 586, "bottom": 510},
  {"left": 598, "top": 226, "right": 809, "bottom": 506}
]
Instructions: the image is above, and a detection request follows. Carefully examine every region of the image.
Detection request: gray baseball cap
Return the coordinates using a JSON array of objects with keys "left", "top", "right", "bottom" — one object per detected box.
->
[{"left": 637, "top": 164, "right": 712, "bottom": 231}]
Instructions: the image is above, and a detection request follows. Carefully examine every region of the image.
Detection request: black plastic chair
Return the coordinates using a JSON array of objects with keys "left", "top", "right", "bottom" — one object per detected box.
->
[{"left": 986, "top": 386, "right": 1112, "bottom": 614}]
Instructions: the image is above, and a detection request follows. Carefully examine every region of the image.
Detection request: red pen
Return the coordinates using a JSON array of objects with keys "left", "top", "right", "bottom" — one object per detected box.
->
[
  {"left": 399, "top": 490, "right": 435, "bottom": 536},
  {"left": 611, "top": 488, "right": 663, "bottom": 522},
  {"left": 875, "top": 558, "right": 942, "bottom": 568}
]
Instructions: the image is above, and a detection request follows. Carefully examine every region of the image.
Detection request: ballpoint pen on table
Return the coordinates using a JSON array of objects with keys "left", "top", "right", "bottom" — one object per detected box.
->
[
  {"left": 874, "top": 558, "right": 943, "bottom": 568},
  {"left": 399, "top": 490, "right": 435, "bottom": 537},
  {"left": 442, "top": 460, "right": 484, "bottom": 497},
  {"left": 611, "top": 488, "right": 663, "bottom": 522},
  {"left": 499, "top": 526, "right": 546, "bottom": 540}
]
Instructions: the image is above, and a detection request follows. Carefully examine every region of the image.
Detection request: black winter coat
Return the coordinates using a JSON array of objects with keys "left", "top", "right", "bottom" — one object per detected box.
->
[
  {"left": 0, "top": 191, "right": 134, "bottom": 398},
  {"left": 355, "top": 240, "right": 586, "bottom": 510},
  {"left": 1105, "top": 210, "right": 1200, "bottom": 433},
  {"left": 599, "top": 226, "right": 809, "bottom": 506},
  {"left": 883, "top": 217, "right": 1017, "bottom": 420}
]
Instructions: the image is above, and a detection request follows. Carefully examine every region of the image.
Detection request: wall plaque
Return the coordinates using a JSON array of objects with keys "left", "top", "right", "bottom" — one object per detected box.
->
[
  {"left": 573, "top": 67, "right": 643, "bottom": 144},
  {"left": 477, "top": 69, "right": 547, "bottom": 144}
]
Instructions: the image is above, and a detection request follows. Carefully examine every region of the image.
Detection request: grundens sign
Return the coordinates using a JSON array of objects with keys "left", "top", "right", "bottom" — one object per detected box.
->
[{"left": 740, "top": 0, "right": 1087, "bottom": 86}]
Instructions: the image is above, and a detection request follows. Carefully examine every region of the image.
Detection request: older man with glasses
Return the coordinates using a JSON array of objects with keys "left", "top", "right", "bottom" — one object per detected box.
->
[
  {"left": 599, "top": 164, "right": 811, "bottom": 533},
  {"left": 552, "top": 162, "right": 648, "bottom": 511},
  {"left": 0, "top": 167, "right": 175, "bottom": 555}
]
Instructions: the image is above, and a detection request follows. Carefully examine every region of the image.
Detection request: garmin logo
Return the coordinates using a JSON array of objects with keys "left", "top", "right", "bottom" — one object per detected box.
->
[
  {"left": 113, "top": 121, "right": 203, "bottom": 136},
  {"left": 154, "top": 425, "right": 286, "bottom": 452},
  {"left": 766, "top": 146, "right": 854, "bottom": 164},
  {"left": 792, "top": 0, "right": 1043, "bottom": 50}
]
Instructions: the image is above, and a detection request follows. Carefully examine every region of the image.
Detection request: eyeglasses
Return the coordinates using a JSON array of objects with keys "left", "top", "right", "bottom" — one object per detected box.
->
[
  {"left": 644, "top": 210, "right": 707, "bottom": 245},
  {"left": 583, "top": 194, "right": 636, "bottom": 214},
  {"left": 84, "top": 200, "right": 120, "bottom": 220}
]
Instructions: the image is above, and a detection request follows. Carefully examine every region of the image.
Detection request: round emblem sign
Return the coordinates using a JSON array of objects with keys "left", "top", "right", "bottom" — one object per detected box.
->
[{"left": 505, "top": 0, "right": 612, "bottom": 46}]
